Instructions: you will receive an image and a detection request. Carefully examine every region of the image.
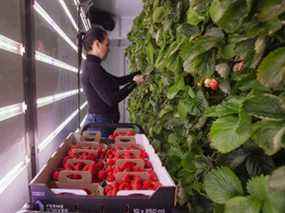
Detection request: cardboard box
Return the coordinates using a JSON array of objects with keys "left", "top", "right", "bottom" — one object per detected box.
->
[
  {"left": 30, "top": 133, "right": 176, "bottom": 213},
  {"left": 113, "top": 128, "right": 135, "bottom": 135},
  {"left": 117, "top": 149, "right": 142, "bottom": 158},
  {"left": 115, "top": 135, "right": 136, "bottom": 144},
  {"left": 81, "top": 130, "right": 101, "bottom": 142},
  {"left": 115, "top": 158, "right": 145, "bottom": 169},
  {"left": 113, "top": 142, "right": 143, "bottom": 150},
  {"left": 52, "top": 169, "right": 103, "bottom": 196}
]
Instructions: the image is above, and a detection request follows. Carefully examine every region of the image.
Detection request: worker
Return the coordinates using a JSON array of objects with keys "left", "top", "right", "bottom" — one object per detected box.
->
[{"left": 78, "top": 27, "right": 145, "bottom": 138}]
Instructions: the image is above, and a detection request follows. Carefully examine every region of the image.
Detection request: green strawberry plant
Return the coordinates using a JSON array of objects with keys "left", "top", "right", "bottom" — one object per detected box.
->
[{"left": 126, "top": 0, "right": 285, "bottom": 211}]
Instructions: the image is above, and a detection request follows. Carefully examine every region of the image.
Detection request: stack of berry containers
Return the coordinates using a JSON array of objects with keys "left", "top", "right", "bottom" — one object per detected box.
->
[
  {"left": 104, "top": 131, "right": 161, "bottom": 196},
  {"left": 30, "top": 125, "right": 176, "bottom": 213},
  {"left": 49, "top": 129, "right": 162, "bottom": 197}
]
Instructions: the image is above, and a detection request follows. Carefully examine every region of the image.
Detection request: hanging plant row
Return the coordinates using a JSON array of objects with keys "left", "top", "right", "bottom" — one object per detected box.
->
[{"left": 126, "top": 0, "right": 285, "bottom": 212}]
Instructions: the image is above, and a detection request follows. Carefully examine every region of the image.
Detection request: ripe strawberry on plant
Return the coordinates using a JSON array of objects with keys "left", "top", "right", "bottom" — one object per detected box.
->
[
  {"left": 204, "top": 78, "right": 219, "bottom": 91},
  {"left": 209, "top": 79, "right": 219, "bottom": 91}
]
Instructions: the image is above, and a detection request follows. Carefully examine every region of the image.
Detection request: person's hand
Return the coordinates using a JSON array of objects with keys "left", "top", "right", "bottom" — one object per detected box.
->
[{"left": 133, "top": 75, "right": 145, "bottom": 85}]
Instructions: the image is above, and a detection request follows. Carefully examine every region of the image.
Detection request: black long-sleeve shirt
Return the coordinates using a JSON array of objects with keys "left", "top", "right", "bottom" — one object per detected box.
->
[{"left": 81, "top": 54, "right": 138, "bottom": 123}]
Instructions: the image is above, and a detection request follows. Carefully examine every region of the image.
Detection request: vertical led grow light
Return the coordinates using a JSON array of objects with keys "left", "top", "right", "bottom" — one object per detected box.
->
[
  {"left": 58, "top": 0, "right": 79, "bottom": 31},
  {"left": 34, "top": 1, "right": 78, "bottom": 52},
  {"left": 38, "top": 101, "right": 88, "bottom": 152}
]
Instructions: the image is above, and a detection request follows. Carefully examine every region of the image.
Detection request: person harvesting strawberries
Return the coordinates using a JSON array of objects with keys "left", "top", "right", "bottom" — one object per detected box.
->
[{"left": 78, "top": 27, "right": 145, "bottom": 138}]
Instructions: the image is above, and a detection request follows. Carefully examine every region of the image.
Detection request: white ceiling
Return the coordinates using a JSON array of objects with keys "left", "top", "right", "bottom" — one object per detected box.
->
[
  {"left": 88, "top": 0, "right": 143, "bottom": 40},
  {"left": 93, "top": 0, "right": 143, "bottom": 18}
]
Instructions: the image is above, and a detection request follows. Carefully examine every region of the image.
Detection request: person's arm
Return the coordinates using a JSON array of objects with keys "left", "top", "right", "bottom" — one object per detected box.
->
[
  {"left": 89, "top": 68, "right": 137, "bottom": 107},
  {"left": 111, "top": 71, "right": 141, "bottom": 86}
]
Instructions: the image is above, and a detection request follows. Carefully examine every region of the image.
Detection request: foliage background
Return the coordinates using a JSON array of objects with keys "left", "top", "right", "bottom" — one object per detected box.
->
[{"left": 126, "top": 0, "right": 285, "bottom": 212}]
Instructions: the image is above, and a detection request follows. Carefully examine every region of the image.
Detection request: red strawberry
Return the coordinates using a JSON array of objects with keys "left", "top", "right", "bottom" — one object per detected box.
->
[
  {"left": 132, "top": 179, "right": 143, "bottom": 190},
  {"left": 124, "top": 183, "right": 132, "bottom": 190},
  {"left": 96, "top": 161, "right": 104, "bottom": 170},
  {"left": 127, "top": 130, "right": 135, "bottom": 136},
  {"left": 68, "top": 148, "right": 78, "bottom": 157},
  {"left": 124, "top": 162, "right": 136, "bottom": 171},
  {"left": 142, "top": 180, "right": 153, "bottom": 189},
  {"left": 140, "top": 150, "right": 148, "bottom": 159},
  {"left": 148, "top": 171, "right": 158, "bottom": 181},
  {"left": 209, "top": 79, "right": 219, "bottom": 91},
  {"left": 52, "top": 171, "right": 60, "bottom": 181},
  {"left": 83, "top": 164, "right": 94, "bottom": 173},
  {"left": 107, "top": 159, "right": 116, "bottom": 166},
  {"left": 133, "top": 175, "right": 142, "bottom": 182},
  {"left": 107, "top": 175, "right": 115, "bottom": 182},
  {"left": 64, "top": 162, "right": 74, "bottom": 170},
  {"left": 104, "top": 185, "right": 112, "bottom": 195},
  {"left": 152, "top": 181, "right": 161, "bottom": 190},
  {"left": 144, "top": 160, "right": 152, "bottom": 169},
  {"left": 119, "top": 182, "right": 129, "bottom": 190},
  {"left": 114, "top": 152, "right": 121, "bottom": 159},
  {"left": 113, "top": 167, "right": 120, "bottom": 174},
  {"left": 122, "top": 174, "right": 130, "bottom": 182},
  {"left": 73, "top": 162, "right": 83, "bottom": 171},
  {"left": 98, "top": 170, "right": 107, "bottom": 180},
  {"left": 124, "top": 150, "right": 135, "bottom": 159}
]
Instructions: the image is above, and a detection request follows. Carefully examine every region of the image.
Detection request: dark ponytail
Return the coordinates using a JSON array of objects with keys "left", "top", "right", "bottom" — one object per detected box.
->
[{"left": 77, "top": 31, "right": 86, "bottom": 68}]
